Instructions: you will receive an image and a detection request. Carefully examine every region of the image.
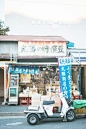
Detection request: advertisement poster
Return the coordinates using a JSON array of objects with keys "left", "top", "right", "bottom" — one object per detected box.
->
[
  {"left": 58, "top": 57, "right": 72, "bottom": 99},
  {"left": 10, "top": 88, "right": 17, "bottom": 97},
  {"left": 20, "top": 74, "right": 30, "bottom": 83}
]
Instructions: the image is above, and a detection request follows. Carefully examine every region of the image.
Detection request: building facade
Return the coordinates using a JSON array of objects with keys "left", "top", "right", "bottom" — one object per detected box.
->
[
  {"left": 0, "top": 35, "right": 86, "bottom": 104},
  {"left": 0, "top": 35, "right": 68, "bottom": 104}
]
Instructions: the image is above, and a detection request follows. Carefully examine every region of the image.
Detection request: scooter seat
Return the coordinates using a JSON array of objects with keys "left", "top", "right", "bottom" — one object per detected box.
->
[{"left": 43, "top": 100, "right": 55, "bottom": 105}]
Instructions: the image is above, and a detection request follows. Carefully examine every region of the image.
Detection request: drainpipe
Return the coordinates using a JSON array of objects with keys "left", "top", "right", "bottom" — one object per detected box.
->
[{"left": 2, "top": 65, "right": 6, "bottom": 105}]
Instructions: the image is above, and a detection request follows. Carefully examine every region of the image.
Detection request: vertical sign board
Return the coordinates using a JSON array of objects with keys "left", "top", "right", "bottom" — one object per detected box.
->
[{"left": 58, "top": 57, "right": 72, "bottom": 99}]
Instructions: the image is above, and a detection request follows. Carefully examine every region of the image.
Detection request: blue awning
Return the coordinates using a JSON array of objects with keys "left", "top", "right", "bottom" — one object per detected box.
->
[{"left": 68, "top": 42, "right": 74, "bottom": 48}]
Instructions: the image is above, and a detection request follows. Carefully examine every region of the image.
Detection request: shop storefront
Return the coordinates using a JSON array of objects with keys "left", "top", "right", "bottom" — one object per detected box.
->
[
  {"left": 7, "top": 58, "right": 81, "bottom": 106},
  {"left": 6, "top": 40, "right": 67, "bottom": 105},
  {"left": 0, "top": 36, "right": 82, "bottom": 105}
]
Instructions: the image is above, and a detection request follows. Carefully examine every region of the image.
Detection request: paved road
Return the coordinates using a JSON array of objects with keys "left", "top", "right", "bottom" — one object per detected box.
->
[{"left": 0, "top": 116, "right": 86, "bottom": 129}]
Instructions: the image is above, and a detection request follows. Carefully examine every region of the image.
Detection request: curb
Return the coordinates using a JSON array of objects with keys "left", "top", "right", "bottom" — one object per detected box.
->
[{"left": 0, "top": 112, "right": 25, "bottom": 116}]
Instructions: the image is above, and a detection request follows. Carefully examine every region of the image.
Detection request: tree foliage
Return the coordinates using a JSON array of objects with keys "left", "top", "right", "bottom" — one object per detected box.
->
[{"left": 0, "top": 20, "right": 10, "bottom": 35}]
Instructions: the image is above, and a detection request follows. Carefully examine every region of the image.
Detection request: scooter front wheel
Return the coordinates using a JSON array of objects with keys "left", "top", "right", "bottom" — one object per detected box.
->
[
  {"left": 27, "top": 114, "right": 39, "bottom": 125},
  {"left": 66, "top": 109, "right": 76, "bottom": 122}
]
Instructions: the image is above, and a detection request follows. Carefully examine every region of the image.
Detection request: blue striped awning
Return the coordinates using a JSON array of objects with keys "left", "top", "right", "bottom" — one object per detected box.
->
[{"left": 71, "top": 52, "right": 86, "bottom": 62}]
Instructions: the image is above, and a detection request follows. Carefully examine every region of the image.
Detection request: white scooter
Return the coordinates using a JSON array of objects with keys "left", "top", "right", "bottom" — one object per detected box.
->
[{"left": 24, "top": 92, "right": 76, "bottom": 125}]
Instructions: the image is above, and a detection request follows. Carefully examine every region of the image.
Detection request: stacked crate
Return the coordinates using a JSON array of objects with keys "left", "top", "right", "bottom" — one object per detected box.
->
[
  {"left": 29, "top": 97, "right": 32, "bottom": 105},
  {"left": 20, "top": 97, "right": 29, "bottom": 106},
  {"left": 19, "top": 93, "right": 29, "bottom": 106}
]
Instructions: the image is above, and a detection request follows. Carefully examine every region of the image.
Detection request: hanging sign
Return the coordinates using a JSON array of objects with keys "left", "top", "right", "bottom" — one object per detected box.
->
[
  {"left": 58, "top": 57, "right": 72, "bottom": 99},
  {"left": 18, "top": 41, "right": 67, "bottom": 57},
  {"left": 9, "top": 66, "right": 39, "bottom": 74}
]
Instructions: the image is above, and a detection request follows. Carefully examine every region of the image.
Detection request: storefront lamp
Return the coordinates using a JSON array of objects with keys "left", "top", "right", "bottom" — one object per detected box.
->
[{"left": 45, "top": 71, "right": 49, "bottom": 75}]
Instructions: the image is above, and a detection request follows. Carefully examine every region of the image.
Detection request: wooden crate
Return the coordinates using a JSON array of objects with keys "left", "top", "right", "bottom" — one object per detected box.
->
[{"left": 29, "top": 97, "right": 32, "bottom": 105}]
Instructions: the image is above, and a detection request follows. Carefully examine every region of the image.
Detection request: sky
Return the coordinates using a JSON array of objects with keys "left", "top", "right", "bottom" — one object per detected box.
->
[
  {"left": 4, "top": 0, "right": 86, "bottom": 23},
  {"left": 0, "top": 0, "right": 5, "bottom": 21}
]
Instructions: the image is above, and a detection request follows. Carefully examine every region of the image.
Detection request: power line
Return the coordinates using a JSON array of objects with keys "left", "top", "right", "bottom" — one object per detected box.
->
[{"left": 9, "top": 0, "right": 86, "bottom": 6}]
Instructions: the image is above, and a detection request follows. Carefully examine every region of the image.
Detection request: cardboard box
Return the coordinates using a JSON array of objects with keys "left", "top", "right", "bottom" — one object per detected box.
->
[
  {"left": 46, "top": 92, "right": 56, "bottom": 96},
  {"left": 72, "top": 90, "right": 80, "bottom": 96},
  {"left": 39, "top": 89, "right": 44, "bottom": 94},
  {"left": 55, "top": 81, "right": 60, "bottom": 86},
  {"left": 52, "top": 82, "right": 55, "bottom": 86},
  {"left": 29, "top": 92, "right": 39, "bottom": 97},
  {"left": 72, "top": 86, "right": 77, "bottom": 90},
  {"left": 41, "top": 95, "right": 50, "bottom": 103},
  {"left": 31, "top": 99, "right": 40, "bottom": 106},
  {"left": 31, "top": 95, "right": 41, "bottom": 106},
  {"left": 46, "top": 92, "right": 49, "bottom": 96},
  {"left": 30, "top": 88, "right": 37, "bottom": 93},
  {"left": 51, "top": 92, "right": 56, "bottom": 96},
  {"left": 53, "top": 103, "right": 61, "bottom": 107},
  {"left": 51, "top": 96, "right": 61, "bottom": 107},
  {"left": 19, "top": 92, "right": 29, "bottom": 97}
]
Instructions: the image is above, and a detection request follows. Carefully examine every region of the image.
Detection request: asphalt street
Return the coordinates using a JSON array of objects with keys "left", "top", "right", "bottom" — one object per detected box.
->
[{"left": 0, "top": 116, "right": 86, "bottom": 129}]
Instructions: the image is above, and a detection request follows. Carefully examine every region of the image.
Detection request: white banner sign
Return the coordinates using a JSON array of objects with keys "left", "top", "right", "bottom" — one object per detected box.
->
[{"left": 18, "top": 41, "right": 67, "bottom": 57}]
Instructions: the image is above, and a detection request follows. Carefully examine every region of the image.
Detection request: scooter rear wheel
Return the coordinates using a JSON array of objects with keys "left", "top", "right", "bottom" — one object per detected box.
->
[
  {"left": 66, "top": 109, "right": 76, "bottom": 122},
  {"left": 27, "top": 114, "right": 39, "bottom": 125}
]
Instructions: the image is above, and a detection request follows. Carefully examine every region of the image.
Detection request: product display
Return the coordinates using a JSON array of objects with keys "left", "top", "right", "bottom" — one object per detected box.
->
[{"left": 8, "top": 65, "right": 81, "bottom": 106}]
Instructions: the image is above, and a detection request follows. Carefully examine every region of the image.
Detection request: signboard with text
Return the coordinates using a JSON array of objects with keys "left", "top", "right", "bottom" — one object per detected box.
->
[
  {"left": 58, "top": 57, "right": 72, "bottom": 99},
  {"left": 18, "top": 41, "right": 66, "bottom": 57},
  {"left": 9, "top": 66, "right": 39, "bottom": 74}
]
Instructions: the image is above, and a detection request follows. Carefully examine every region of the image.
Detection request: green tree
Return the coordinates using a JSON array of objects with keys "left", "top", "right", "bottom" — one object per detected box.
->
[{"left": 0, "top": 20, "right": 10, "bottom": 35}]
